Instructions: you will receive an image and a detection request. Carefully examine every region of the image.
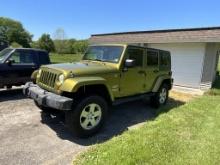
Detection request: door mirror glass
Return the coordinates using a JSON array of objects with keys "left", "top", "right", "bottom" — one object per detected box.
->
[
  {"left": 125, "top": 59, "right": 136, "bottom": 68},
  {"left": 5, "top": 59, "right": 15, "bottom": 65}
]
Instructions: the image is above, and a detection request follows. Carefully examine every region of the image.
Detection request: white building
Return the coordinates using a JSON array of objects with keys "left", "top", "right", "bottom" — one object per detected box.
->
[{"left": 90, "top": 27, "right": 220, "bottom": 92}]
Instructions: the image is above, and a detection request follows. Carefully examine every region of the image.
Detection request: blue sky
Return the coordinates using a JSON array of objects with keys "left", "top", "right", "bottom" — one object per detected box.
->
[{"left": 1, "top": 0, "right": 220, "bottom": 40}]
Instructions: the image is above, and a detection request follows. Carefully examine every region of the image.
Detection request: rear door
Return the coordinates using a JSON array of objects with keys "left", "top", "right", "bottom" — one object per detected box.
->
[
  {"left": 5, "top": 50, "right": 37, "bottom": 84},
  {"left": 144, "top": 49, "right": 160, "bottom": 91},
  {"left": 159, "top": 51, "right": 171, "bottom": 74}
]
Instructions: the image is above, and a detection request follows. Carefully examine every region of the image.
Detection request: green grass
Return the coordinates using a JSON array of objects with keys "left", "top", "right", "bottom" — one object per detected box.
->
[
  {"left": 74, "top": 58, "right": 220, "bottom": 164},
  {"left": 49, "top": 53, "right": 82, "bottom": 63},
  {"left": 75, "top": 95, "right": 220, "bottom": 165}
]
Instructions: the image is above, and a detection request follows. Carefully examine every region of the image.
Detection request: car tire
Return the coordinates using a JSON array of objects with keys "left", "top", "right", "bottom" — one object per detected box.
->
[
  {"left": 150, "top": 84, "right": 169, "bottom": 108},
  {"left": 65, "top": 95, "right": 108, "bottom": 138}
]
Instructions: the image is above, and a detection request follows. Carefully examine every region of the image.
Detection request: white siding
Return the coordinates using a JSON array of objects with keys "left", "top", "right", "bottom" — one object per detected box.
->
[{"left": 148, "top": 43, "right": 206, "bottom": 88}]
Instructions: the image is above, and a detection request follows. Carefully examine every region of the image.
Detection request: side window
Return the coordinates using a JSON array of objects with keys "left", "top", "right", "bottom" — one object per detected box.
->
[
  {"left": 160, "top": 51, "right": 170, "bottom": 67},
  {"left": 10, "top": 51, "right": 21, "bottom": 63},
  {"left": 127, "top": 47, "right": 144, "bottom": 67},
  {"left": 10, "top": 50, "right": 34, "bottom": 64},
  {"left": 38, "top": 51, "right": 50, "bottom": 64},
  {"left": 147, "top": 50, "right": 158, "bottom": 66}
]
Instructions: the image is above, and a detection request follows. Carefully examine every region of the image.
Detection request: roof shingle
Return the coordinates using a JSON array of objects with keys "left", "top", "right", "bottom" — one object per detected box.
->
[{"left": 90, "top": 27, "right": 220, "bottom": 44}]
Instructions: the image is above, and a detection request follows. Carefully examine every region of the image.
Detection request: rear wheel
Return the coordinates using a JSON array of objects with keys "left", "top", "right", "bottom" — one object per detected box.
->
[
  {"left": 65, "top": 95, "right": 108, "bottom": 138},
  {"left": 150, "top": 84, "right": 169, "bottom": 108}
]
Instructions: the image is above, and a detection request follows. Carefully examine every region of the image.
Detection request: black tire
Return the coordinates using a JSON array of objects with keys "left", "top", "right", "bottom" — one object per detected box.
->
[
  {"left": 150, "top": 84, "right": 169, "bottom": 108},
  {"left": 65, "top": 95, "right": 108, "bottom": 138},
  {"left": 34, "top": 100, "right": 53, "bottom": 113}
]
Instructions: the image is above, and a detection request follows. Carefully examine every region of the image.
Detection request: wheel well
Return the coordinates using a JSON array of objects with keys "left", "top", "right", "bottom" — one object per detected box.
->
[
  {"left": 62, "top": 84, "right": 112, "bottom": 105},
  {"left": 162, "top": 79, "right": 172, "bottom": 90}
]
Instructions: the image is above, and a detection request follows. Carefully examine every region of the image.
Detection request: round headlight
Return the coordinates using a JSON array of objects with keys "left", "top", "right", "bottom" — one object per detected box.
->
[{"left": 58, "top": 74, "right": 65, "bottom": 84}]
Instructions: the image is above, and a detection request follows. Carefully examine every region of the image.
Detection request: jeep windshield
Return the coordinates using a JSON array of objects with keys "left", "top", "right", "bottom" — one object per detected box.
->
[
  {"left": 83, "top": 46, "right": 124, "bottom": 63},
  {"left": 0, "top": 48, "right": 13, "bottom": 63}
]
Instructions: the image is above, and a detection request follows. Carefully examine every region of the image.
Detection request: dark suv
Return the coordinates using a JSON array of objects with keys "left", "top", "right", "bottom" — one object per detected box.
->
[{"left": 0, "top": 48, "right": 50, "bottom": 89}]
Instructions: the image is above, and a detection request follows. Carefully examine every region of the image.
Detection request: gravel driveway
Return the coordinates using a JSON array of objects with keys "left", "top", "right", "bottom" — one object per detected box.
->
[{"left": 0, "top": 88, "right": 183, "bottom": 165}]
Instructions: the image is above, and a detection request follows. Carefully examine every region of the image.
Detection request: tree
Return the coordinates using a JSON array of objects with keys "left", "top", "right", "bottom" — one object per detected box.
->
[
  {"left": 53, "top": 28, "right": 67, "bottom": 54},
  {"left": 10, "top": 42, "right": 22, "bottom": 48},
  {"left": 67, "top": 39, "right": 77, "bottom": 53},
  {"left": 30, "top": 41, "right": 39, "bottom": 49},
  {"left": 72, "top": 40, "right": 88, "bottom": 53},
  {"left": 38, "top": 34, "right": 55, "bottom": 52},
  {"left": 0, "top": 17, "right": 32, "bottom": 47}
]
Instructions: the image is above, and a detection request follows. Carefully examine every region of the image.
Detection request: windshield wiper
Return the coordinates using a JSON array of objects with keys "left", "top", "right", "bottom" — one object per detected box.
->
[{"left": 85, "top": 58, "right": 103, "bottom": 62}]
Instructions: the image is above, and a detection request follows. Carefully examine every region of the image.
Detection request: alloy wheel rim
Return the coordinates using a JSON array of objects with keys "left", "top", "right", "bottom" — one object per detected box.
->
[
  {"left": 80, "top": 103, "right": 102, "bottom": 130},
  {"left": 159, "top": 88, "right": 167, "bottom": 104}
]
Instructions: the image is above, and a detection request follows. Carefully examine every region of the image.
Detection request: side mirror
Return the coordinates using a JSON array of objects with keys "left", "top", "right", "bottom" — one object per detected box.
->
[
  {"left": 124, "top": 59, "right": 136, "bottom": 68},
  {"left": 5, "top": 59, "right": 15, "bottom": 65}
]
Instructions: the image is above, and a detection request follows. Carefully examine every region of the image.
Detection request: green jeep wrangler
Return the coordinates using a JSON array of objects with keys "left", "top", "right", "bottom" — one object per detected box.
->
[{"left": 23, "top": 44, "right": 173, "bottom": 137}]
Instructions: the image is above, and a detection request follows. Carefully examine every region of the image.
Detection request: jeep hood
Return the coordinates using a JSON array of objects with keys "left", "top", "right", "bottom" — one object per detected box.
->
[{"left": 42, "top": 61, "right": 117, "bottom": 75}]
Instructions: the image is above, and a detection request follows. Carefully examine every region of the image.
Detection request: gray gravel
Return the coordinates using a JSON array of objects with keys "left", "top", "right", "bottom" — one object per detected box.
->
[{"left": 0, "top": 88, "right": 162, "bottom": 165}]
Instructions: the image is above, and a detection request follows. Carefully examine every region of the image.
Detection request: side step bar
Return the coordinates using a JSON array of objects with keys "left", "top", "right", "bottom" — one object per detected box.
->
[{"left": 113, "top": 92, "right": 155, "bottom": 106}]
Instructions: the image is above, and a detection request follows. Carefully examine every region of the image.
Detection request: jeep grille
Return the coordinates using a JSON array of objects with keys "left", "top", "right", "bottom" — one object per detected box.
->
[{"left": 39, "top": 70, "right": 57, "bottom": 88}]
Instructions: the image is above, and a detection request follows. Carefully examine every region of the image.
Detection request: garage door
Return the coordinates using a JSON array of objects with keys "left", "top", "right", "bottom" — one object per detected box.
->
[{"left": 148, "top": 43, "right": 205, "bottom": 88}]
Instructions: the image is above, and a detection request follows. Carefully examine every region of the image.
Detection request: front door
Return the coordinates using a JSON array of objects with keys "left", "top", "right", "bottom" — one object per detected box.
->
[
  {"left": 120, "top": 46, "right": 146, "bottom": 97},
  {"left": 2, "top": 50, "right": 37, "bottom": 85}
]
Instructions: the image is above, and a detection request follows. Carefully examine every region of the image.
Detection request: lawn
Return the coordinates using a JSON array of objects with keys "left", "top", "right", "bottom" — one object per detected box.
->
[
  {"left": 74, "top": 60, "right": 220, "bottom": 165},
  {"left": 75, "top": 95, "right": 220, "bottom": 165},
  {"left": 49, "top": 53, "right": 82, "bottom": 63}
]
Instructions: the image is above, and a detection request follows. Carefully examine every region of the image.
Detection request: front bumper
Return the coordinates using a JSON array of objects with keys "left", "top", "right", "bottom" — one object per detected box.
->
[{"left": 23, "top": 82, "right": 73, "bottom": 110}]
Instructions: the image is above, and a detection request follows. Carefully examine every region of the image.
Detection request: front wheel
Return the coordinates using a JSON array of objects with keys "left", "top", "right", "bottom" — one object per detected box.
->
[
  {"left": 150, "top": 84, "right": 169, "bottom": 108},
  {"left": 65, "top": 95, "right": 108, "bottom": 138}
]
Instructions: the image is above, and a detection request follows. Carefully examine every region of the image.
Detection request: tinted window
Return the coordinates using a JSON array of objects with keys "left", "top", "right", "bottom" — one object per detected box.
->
[
  {"left": 38, "top": 51, "right": 50, "bottom": 64},
  {"left": 160, "top": 51, "right": 170, "bottom": 66},
  {"left": 0, "top": 48, "right": 13, "bottom": 63},
  {"left": 147, "top": 50, "right": 158, "bottom": 66},
  {"left": 127, "top": 47, "right": 144, "bottom": 67},
  {"left": 10, "top": 50, "right": 34, "bottom": 63}
]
